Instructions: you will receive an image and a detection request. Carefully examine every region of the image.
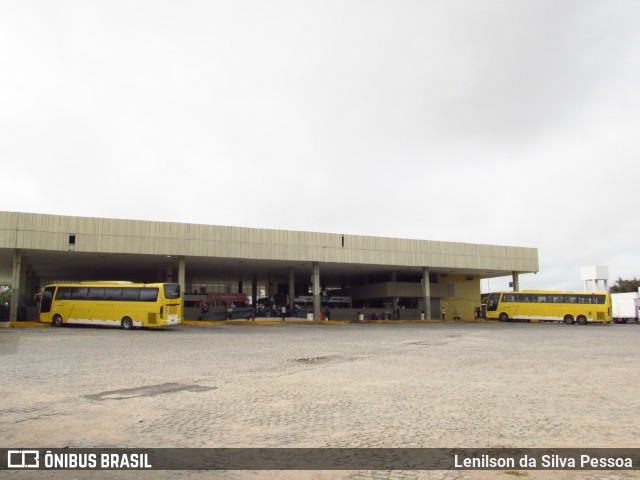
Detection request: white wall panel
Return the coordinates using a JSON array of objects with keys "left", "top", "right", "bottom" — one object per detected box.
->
[{"left": 0, "top": 212, "right": 539, "bottom": 273}]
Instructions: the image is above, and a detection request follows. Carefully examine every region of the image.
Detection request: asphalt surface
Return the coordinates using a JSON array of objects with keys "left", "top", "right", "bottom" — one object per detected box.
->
[{"left": 2, "top": 321, "right": 640, "bottom": 480}]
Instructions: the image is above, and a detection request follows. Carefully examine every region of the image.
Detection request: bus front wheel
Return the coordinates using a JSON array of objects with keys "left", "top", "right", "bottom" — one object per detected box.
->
[
  {"left": 499, "top": 313, "right": 509, "bottom": 322},
  {"left": 121, "top": 317, "right": 134, "bottom": 330},
  {"left": 563, "top": 315, "right": 574, "bottom": 325},
  {"left": 577, "top": 315, "right": 588, "bottom": 325},
  {"left": 52, "top": 314, "right": 63, "bottom": 327}
]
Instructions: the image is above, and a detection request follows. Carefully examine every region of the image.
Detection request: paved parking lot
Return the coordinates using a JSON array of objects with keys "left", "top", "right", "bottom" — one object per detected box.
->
[{"left": 2, "top": 322, "right": 640, "bottom": 480}]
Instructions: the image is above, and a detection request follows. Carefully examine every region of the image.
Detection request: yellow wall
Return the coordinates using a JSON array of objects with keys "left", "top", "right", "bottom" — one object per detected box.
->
[{"left": 440, "top": 274, "right": 481, "bottom": 320}]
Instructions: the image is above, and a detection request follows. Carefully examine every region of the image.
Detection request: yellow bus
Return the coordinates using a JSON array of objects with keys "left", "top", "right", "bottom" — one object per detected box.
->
[
  {"left": 38, "top": 281, "right": 182, "bottom": 329},
  {"left": 485, "top": 290, "right": 611, "bottom": 324}
]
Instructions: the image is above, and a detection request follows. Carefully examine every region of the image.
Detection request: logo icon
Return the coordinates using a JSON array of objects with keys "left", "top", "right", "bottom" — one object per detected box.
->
[{"left": 7, "top": 450, "right": 40, "bottom": 468}]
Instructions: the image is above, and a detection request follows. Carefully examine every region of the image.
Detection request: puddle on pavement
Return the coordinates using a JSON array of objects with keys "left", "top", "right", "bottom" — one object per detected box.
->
[
  {"left": 405, "top": 341, "right": 448, "bottom": 346},
  {"left": 85, "top": 383, "right": 216, "bottom": 401},
  {"left": 294, "top": 355, "right": 355, "bottom": 364}
]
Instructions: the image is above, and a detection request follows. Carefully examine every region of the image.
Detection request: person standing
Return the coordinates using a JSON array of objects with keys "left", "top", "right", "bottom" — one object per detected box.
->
[
  {"left": 441, "top": 306, "right": 446, "bottom": 320},
  {"left": 281, "top": 305, "right": 287, "bottom": 321}
]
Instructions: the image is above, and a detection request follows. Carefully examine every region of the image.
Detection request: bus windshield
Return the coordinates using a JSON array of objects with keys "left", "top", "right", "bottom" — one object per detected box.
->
[
  {"left": 487, "top": 293, "right": 500, "bottom": 311},
  {"left": 164, "top": 283, "right": 180, "bottom": 299}
]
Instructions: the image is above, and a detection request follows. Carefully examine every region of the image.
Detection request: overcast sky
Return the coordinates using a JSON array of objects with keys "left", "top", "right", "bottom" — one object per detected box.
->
[{"left": 2, "top": 0, "right": 639, "bottom": 292}]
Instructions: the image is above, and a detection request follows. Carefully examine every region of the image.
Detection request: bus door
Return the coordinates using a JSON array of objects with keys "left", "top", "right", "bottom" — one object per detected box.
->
[
  {"left": 486, "top": 293, "right": 500, "bottom": 313},
  {"left": 50, "top": 287, "right": 69, "bottom": 321},
  {"left": 501, "top": 293, "right": 518, "bottom": 318},
  {"left": 39, "top": 286, "right": 56, "bottom": 322}
]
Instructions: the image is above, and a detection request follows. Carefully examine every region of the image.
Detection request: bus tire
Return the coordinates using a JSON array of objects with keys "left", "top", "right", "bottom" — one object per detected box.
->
[
  {"left": 53, "top": 314, "right": 63, "bottom": 327},
  {"left": 563, "top": 315, "right": 574, "bottom": 325},
  {"left": 577, "top": 315, "right": 587, "bottom": 325},
  {"left": 121, "top": 317, "right": 134, "bottom": 330},
  {"left": 499, "top": 312, "right": 509, "bottom": 322}
]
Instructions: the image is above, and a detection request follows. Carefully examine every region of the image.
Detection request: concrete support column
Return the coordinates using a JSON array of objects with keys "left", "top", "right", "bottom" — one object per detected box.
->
[
  {"left": 178, "top": 256, "right": 186, "bottom": 320},
  {"left": 20, "top": 259, "right": 28, "bottom": 303},
  {"left": 288, "top": 267, "right": 295, "bottom": 310},
  {"left": 166, "top": 263, "right": 173, "bottom": 282},
  {"left": 10, "top": 249, "right": 22, "bottom": 322},
  {"left": 422, "top": 267, "right": 432, "bottom": 320},
  {"left": 252, "top": 276, "right": 258, "bottom": 306},
  {"left": 512, "top": 271, "right": 520, "bottom": 292},
  {"left": 312, "top": 262, "right": 320, "bottom": 321},
  {"left": 390, "top": 271, "right": 399, "bottom": 318},
  {"left": 24, "top": 264, "right": 36, "bottom": 319}
]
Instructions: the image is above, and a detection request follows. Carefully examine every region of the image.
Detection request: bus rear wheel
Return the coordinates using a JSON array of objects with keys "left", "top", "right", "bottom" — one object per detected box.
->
[
  {"left": 577, "top": 315, "right": 587, "bottom": 325},
  {"left": 53, "top": 314, "right": 63, "bottom": 327},
  {"left": 563, "top": 315, "right": 574, "bottom": 325},
  {"left": 121, "top": 317, "right": 134, "bottom": 330},
  {"left": 499, "top": 313, "right": 509, "bottom": 322}
]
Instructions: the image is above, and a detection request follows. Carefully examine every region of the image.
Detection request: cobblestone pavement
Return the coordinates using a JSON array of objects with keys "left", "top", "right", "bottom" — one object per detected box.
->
[{"left": 2, "top": 322, "right": 640, "bottom": 480}]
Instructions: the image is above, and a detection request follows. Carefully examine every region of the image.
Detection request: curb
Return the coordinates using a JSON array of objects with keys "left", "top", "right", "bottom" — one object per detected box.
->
[
  {"left": 183, "top": 319, "right": 496, "bottom": 326},
  {"left": 1, "top": 322, "right": 50, "bottom": 327},
  {"left": 2, "top": 319, "right": 497, "bottom": 327}
]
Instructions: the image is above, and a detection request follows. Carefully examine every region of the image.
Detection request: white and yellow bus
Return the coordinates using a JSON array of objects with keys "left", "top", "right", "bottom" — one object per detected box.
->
[
  {"left": 485, "top": 290, "right": 611, "bottom": 324},
  {"left": 38, "top": 281, "right": 182, "bottom": 329}
]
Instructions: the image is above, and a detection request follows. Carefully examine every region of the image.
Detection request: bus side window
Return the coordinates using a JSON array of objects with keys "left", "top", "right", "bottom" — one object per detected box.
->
[
  {"left": 122, "top": 288, "right": 141, "bottom": 301},
  {"left": 87, "top": 288, "right": 105, "bottom": 300},
  {"left": 104, "top": 288, "right": 122, "bottom": 300},
  {"left": 71, "top": 287, "right": 88, "bottom": 300},
  {"left": 56, "top": 287, "right": 72, "bottom": 300},
  {"left": 140, "top": 288, "right": 159, "bottom": 302}
]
